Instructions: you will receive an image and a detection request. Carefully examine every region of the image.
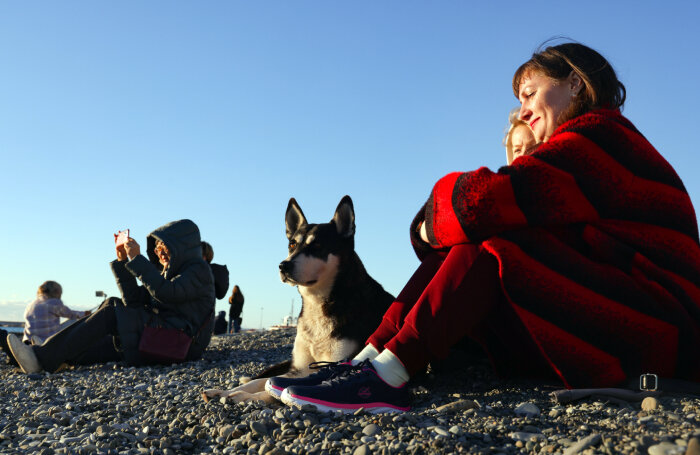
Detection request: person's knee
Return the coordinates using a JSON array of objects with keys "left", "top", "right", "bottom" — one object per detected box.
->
[
  {"left": 106, "top": 297, "right": 122, "bottom": 307},
  {"left": 98, "top": 296, "right": 122, "bottom": 310}
]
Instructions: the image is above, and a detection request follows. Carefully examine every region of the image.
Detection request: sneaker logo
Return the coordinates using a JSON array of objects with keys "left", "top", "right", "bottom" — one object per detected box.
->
[{"left": 357, "top": 387, "right": 371, "bottom": 399}]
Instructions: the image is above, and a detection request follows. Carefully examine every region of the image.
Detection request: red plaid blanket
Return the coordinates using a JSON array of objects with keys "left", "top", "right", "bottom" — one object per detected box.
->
[{"left": 412, "top": 109, "right": 700, "bottom": 387}]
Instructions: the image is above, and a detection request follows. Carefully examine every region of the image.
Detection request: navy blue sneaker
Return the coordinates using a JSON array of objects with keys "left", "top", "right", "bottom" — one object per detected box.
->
[
  {"left": 265, "top": 360, "right": 356, "bottom": 400},
  {"left": 280, "top": 360, "right": 411, "bottom": 414}
]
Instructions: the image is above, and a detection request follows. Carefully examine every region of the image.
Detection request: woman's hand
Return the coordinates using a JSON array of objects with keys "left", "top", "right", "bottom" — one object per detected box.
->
[
  {"left": 419, "top": 221, "right": 429, "bottom": 243},
  {"left": 124, "top": 238, "right": 141, "bottom": 261},
  {"left": 116, "top": 244, "right": 128, "bottom": 261}
]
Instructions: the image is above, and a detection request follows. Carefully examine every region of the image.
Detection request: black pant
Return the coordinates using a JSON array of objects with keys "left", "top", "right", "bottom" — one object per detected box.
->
[
  {"left": 34, "top": 302, "right": 122, "bottom": 372},
  {"left": 0, "top": 328, "right": 20, "bottom": 366}
]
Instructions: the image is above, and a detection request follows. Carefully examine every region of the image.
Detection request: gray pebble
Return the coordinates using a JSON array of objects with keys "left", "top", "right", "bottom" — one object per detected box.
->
[
  {"left": 353, "top": 445, "right": 370, "bottom": 455},
  {"left": 648, "top": 442, "right": 685, "bottom": 455},
  {"left": 250, "top": 421, "right": 267, "bottom": 436},
  {"left": 642, "top": 396, "right": 659, "bottom": 411},
  {"left": 362, "top": 424, "right": 379, "bottom": 437},
  {"left": 563, "top": 433, "right": 601, "bottom": 455},
  {"left": 433, "top": 426, "right": 449, "bottom": 437},
  {"left": 514, "top": 402, "right": 540, "bottom": 417},
  {"left": 510, "top": 432, "right": 545, "bottom": 442},
  {"left": 219, "top": 424, "right": 235, "bottom": 439},
  {"left": 326, "top": 431, "right": 343, "bottom": 441}
]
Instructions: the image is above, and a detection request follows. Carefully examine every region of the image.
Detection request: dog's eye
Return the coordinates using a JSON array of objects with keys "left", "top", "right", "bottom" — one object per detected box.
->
[{"left": 289, "top": 241, "right": 297, "bottom": 250}]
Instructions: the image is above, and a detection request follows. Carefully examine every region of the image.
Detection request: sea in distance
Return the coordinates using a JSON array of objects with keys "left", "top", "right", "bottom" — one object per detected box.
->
[{"left": 0, "top": 326, "right": 22, "bottom": 334}]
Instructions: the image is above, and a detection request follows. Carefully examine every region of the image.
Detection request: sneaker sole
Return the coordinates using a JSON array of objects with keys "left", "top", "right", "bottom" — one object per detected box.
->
[
  {"left": 264, "top": 379, "right": 284, "bottom": 400},
  {"left": 7, "top": 334, "right": 42, "bottom": 374},
  {"left": 280, "top": 388, "right": 409, "bottom": 414}
]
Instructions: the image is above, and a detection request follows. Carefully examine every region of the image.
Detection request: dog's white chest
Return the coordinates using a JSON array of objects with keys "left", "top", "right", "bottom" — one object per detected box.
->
[{"left": 292, "top": 290, "right": 358, "bottom": 368}]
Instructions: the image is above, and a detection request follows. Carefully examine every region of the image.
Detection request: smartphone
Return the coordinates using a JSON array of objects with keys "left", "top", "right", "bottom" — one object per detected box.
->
[{"left": 115, "top": 229, "right": 130, "bottom": 246}]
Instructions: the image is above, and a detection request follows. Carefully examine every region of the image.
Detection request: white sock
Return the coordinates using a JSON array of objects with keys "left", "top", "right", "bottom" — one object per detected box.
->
[
  {"left": 352, "top": 344, "right": 380, "bottom": 365},
  {"left": 371, "top": 349, "right": 409, "bottom": 387}
]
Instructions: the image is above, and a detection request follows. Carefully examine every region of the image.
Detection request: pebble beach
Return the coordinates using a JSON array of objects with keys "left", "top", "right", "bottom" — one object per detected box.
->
[{"left": 1, "top": 328, "right": 698, "bottom": 455}]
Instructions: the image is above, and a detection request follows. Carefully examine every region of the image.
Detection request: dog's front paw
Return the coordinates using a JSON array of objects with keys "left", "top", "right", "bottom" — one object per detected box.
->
[{"left": 201, "top": 388, "right": 235, "bottom": 403}]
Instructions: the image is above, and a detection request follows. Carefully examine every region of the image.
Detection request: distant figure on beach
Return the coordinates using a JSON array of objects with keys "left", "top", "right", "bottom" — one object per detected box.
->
[
  {"left": 228, "top": 285, "right": 244, "bottom": 333},
  {"left": 201, "top": 241, "right": 230, "bottom": 300},
  {"left": 213, "top": 311, "right": 227, "bottom": 335},
  {"left": 276, "top": 42, "right": 700, "bottom": 414},
  {"left": 6, "top": 219, "right": 216, "bottom": 374},
  {"left": 504, "top": 107, "right": 537, "bottom": 165},
  {"left": 22, "top": 281, "right": 91, "bottom": 345}
]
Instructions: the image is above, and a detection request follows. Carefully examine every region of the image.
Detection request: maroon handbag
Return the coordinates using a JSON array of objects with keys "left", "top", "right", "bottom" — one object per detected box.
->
[
  {"left": 138, "top": 326, "right": 192, "bottom": 363},
  {"left": 138, "top": 311, "right": 212, "bottom": 364}
]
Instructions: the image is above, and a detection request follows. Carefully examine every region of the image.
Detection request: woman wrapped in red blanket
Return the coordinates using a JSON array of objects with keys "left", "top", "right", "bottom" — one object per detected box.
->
[{"left": 276, "top": 42, "right": 700, "bottom": 414}]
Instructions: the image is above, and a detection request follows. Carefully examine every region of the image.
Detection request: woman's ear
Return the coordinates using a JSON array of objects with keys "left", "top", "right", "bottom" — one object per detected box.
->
[{"left": 568, "top": 71, "right": 583, "bottom": 96}]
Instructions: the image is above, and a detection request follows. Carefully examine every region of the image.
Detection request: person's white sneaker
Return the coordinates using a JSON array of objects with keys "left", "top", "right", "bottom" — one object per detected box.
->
[{"left": 6, "top": 334, "right": 42, "bottom": 374}]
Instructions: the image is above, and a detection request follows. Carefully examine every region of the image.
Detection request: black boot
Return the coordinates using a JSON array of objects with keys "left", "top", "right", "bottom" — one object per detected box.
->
[{"left": 0, "top": 329, "right": 20, "bottom": 367}]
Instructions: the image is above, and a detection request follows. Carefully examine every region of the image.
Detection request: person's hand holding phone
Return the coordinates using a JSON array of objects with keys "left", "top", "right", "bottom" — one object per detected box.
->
[
  {"left": 115, "top": 229, "right": 130, "bottom": 261},
  {"left": 116, "top": 244, "right": 128, "bottom": 261},
  {"left": 124, "top": 238, "right": 141, "bottom": 261}
]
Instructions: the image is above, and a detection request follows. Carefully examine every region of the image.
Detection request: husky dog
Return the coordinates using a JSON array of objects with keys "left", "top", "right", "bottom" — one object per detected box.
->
[{"left": 202, "top": 196, "right": 394, "bottom": 403}]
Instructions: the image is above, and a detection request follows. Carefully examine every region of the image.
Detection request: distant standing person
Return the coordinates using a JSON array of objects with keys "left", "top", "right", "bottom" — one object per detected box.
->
[
  {"left": 229, "top": 285, "right": 244, "bottom": 333},
  {"left": 23, "top": 281, "right": 90, "bottom": 344},
  {"left": 201, "top": 241, "right": 230, "bottom": 300}
]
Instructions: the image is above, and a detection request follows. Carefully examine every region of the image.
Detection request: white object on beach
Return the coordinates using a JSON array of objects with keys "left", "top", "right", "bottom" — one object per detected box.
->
[{"left": 7, "top": 333, "right": 42, "bottom": 374}]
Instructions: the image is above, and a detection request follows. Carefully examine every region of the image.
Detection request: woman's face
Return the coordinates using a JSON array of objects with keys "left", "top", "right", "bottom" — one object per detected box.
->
[
  {"left": 511, "top": 124, "right": 536, "bottom": 162},
  {"left": 155, "top": 241, "right": 170, "bottom": 267},
  {"left": 518, "top": 71, "right": 580, "bottom": 143}
]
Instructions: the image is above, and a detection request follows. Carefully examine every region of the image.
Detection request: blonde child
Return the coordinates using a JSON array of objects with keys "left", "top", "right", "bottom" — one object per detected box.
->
[{"left": 504, "top": 108, "right": 537, "bottom": 165}]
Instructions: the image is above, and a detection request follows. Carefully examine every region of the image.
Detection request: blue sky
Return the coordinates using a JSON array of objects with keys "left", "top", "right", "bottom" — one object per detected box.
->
[{"left": 1, "top": 2, "right": 699, "bottom": 328}]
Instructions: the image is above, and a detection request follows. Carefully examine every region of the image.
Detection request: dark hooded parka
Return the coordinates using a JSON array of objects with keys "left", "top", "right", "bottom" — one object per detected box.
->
[{"left": 110, "top": 219, "right": 216, "bottom": 365}]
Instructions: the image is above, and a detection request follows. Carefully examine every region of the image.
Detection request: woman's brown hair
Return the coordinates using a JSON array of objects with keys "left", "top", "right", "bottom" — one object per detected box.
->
[
  {"left": 229, "top": 285, "right": 242, "bottom": 303},
  {"left": 513, "top": 42, "right": 626, "bottom": 123}
]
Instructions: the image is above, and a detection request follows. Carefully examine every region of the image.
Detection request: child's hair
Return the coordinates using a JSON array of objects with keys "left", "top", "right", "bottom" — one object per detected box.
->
[
  {"left": 201, "top": 241, "right": 214, "bottom": 263},
  {"left": 503, "top": 107, "right": 529, "bottom": 165},
  {"left": 37, "top": 281, "right": 62, "bottom": 299}
]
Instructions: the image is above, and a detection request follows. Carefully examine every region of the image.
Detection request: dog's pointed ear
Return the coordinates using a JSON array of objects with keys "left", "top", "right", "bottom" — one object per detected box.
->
[
  {"left": 286, "top": 198, "right": 307, "bottom": 239},
  {"left": 332, "top": 195, "right": 355, "bottom": 238}
]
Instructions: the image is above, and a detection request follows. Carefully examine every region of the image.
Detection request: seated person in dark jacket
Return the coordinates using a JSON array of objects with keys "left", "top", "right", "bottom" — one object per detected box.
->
[
  {"left": 201, "top": 241, "right": 230, "bottom": 300},
  {"left": 213, "top": 311, "right": 228, "bottom": 335},
  {"left": 6, "top": 219, "right": 216, "bottom": 374}
]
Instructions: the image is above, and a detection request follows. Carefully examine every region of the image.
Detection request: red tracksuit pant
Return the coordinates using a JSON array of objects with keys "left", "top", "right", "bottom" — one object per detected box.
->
[{"left": 367, "top": 243, "right": 551, "bottom": 378}]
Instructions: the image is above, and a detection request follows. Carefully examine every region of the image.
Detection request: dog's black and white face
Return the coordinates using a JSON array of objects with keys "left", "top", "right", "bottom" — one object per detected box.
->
[{"left": 279, "top": 196, "right": 355, "bottom": 290}]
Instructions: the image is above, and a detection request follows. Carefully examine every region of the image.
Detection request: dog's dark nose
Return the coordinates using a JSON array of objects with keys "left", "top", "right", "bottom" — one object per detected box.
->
[{"left": 279, "top": 261, "right": 291, "bottom": 274}]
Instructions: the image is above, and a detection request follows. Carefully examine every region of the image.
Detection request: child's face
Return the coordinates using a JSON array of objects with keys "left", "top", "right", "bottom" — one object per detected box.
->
[{"left": 511, "top": 124, "right": 536, "bottom": 162}]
